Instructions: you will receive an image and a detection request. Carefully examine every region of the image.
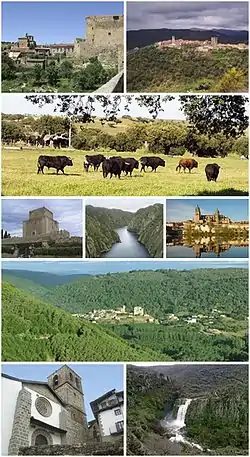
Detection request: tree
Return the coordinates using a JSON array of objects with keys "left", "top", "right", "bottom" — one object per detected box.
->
[
  {"left": 215, "top": 67, "right": 247, "bottom": 93},
  {"left": 73, "top": 58, "right": 109, "bottom": 91},
  {"left": 2, "top": 53, "right": 16, "bottom": 80},
  {"left": 46, "top": 64, "right": 59, "bottom": 86},
  {"left": 25, "top": 95, "right": 248, "bottom": 138},
  {"left": 59, "top": 59, "right": 73, "bottom": 79},
  {"left": 147, "top": 122, "right": 188, "bottom": 154},
  {"left": 180, "top": 95, "right": 248, "bottom": 138},
  {"left": 33, "top": 64, "right": 43, "bottom": 84}
]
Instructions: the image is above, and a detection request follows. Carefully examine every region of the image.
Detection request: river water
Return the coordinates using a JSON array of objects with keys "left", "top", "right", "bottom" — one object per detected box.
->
[
  {"left": 102, "top": 226, "right": 150, "bottom": 258},
  {"left": 167, "top": 245, "right": 248, "bottom": 258}
]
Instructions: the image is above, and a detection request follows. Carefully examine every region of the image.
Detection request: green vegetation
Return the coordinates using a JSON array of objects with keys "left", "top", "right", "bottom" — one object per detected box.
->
[
  {"left": 86, "top": 203, "right": 163, "bottom": 258},
  {"left": 2, "top": 281, "right": 167, "bottom": 362},
  {"left": 127, "top": 204, "right": 163, "bottom": 257},
  {"left": 127, "top": 365, "right": 248, "bottom": 455},
  {"left": 86, "top": 205, "right": 133, "bottom": 257},
  {"left": 2, "top": 240, "right": 83, "bottom": 258},
  {"left": 2, "top": 149, "right": 248, "bottom": 196},
  {"left": 2, "top": 54, "right": 115, "bottom": 93},
  {"left": 127, "top": 46, "right": 248, "bottom": 92},
  {"left": 3, "top": 267, "right": 248, "bottom": 362}
]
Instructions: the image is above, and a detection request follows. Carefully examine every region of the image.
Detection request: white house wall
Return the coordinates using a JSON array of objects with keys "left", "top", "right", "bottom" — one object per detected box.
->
[
  {"left": 25, "top": 387, "right": 64, "bottom": 429},
  {"left": 98, "top": 405, "right": 124, "bottom": 436},
  {"left": 1, "top": 377, "right": 22, "bottom": 456}
]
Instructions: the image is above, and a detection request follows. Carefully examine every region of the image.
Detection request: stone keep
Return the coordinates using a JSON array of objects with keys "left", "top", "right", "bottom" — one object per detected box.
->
[
  {"left": 74, "top": 15, "right": 124, "bottom": 68},
  {"left": 23, "top": 207, "right": 59, "bottom": 238},
  {"left": 47, "top": 366, "right": 88, "bottom": 444}
]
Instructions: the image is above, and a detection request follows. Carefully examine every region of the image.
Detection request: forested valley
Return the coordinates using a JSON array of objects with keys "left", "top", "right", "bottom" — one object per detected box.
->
[
  {"left": 2, "top": 267, "right": 248, "bottom": 361},
  {"left": 86, "top": 203, "right": 163, "bottom": 258},
  {"left": 127, "top": 364, "right": 248, "bottom": 455}
]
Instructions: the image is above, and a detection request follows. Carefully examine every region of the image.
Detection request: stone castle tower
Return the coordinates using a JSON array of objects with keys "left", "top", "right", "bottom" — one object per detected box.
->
[
  {"left": 47, "top": 365, "right": 88, "bottom": 443},
  {"left": 23, "top": 207, "right": 59, "bottom": 239},
  {"left": 74, "top": 15, "right": 124, "bottom": 70}
]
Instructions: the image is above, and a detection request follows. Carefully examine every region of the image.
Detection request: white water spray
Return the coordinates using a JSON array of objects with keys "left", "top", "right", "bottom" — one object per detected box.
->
[{"left": 163, "top": 399, "right": 204, "bottom": 451}]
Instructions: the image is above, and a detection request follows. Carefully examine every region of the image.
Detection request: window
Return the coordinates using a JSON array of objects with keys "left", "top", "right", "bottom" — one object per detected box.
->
[
  {"left": 35, "top": 435, "right": 48, "bottom": 446},
  {"left": 114, "top": 408, "right": 121, "bottom": 416},
  {"left": 100, "top": 402, "right": 107, "bottom": 408},
  {"left": 108, "top": 32, "right": 111, "bottom": 36},
  {"left": 113, "top": 16, "right": 119, "bottom": 20},
  {"left": 69, "top": 372, "right": 73, "bottom": 381},
  {"left": 75, "top": 377, "right": 80, "bottom": 388},
  {"left": 116, "top": 421, "right": 124, "bottom": 432},
  {"left": 53, "top": 375, "right": 58, "bottom": 387}
]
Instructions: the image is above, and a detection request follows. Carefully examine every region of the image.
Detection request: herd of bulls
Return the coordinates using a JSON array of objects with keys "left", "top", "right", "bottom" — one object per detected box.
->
[{"left": 37, "top": 155, "right": 221, "bottom": 182}]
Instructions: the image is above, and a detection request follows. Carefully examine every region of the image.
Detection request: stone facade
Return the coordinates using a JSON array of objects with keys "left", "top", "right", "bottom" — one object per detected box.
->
[
  {"left": 8, "top": 389, "right": 32, "bottom": 456},
  {"left": 23, "top": 207, "right": 59, "bottom": 239},
  {"left": 74, "top": 15, "right": 124, "bottom": 69}
]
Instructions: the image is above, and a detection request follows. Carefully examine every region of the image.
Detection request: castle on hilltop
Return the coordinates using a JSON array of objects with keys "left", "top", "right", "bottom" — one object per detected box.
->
[{"left": 157, "top": 36, "right": 248, "bottom": 52}]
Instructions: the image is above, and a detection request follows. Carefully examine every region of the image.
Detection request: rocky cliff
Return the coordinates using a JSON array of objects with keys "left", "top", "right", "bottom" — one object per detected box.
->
[
  {"left": 85, "top": 205, "right": 133, "bottom": 257},
  {"left": 127, "top": 203, "right": 163, "bottom": 257}
]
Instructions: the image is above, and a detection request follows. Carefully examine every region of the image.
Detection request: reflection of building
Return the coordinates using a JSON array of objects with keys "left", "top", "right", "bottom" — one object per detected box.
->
[
  {"left": 2, "top": 365, "right": 88, "bottom": 456},
  {"left": 90, "top": 390, "right": 124, "bottom": 439},
  {"left": 23, "top": 207, "right": 59, "bottom": 239}
]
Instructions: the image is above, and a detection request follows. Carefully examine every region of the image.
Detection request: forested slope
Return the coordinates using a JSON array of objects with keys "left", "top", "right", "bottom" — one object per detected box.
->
[
  {"left": 2, "top": 281, "right": 168, "bottom": 362},
  {"left": 127, "top": 204, "right": 163, "bottom": 257},
  {"left": 127, "top": 46, "right": 248, "bottom": 92},
  {"left": 86, "top": 205, "right": 133, "bottom": 257}
]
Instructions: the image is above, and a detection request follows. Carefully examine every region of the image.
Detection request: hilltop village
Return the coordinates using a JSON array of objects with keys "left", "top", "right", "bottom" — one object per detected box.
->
[
  {"left": 157, "top": 35, "right": 248, "bottom": 52},
  {"left": 72, "top": 306, "right": 158, "bottom": 324}
]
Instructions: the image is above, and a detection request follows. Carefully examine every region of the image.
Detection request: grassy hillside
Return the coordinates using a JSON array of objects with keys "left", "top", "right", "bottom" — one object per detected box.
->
[
  {"left": 127, "top": 365, "right": 248, "bottom": 455},
  {"left": 127, "top": 203, "right": 163, "bottom": 257},
  {"left": 2, "top": 149, "right": 248, "bottom": 196},
  {"left": 2, "top": 281, "right": 168, "bottom": 362},
  {"left": 86, "top": 205, "right": 133, "bottom": 257},
  {"left": 127, "top": 46, "right": 248, "bottom": 92}
]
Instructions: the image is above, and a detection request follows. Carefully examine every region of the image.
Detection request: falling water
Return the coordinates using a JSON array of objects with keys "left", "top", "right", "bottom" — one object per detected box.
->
[{"left": 162, "top": 398, "right": 204, "bottom": 451}]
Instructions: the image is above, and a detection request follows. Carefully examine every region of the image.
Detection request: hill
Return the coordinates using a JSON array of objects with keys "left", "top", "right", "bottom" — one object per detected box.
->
[
  {"left": 86, "top": 205, "right": 133, "bottom": 257},
  {"left": 127, "top": 204, "right": 163, "bottom": 257},
  {"left": 86, "top": 204, "right": 163, "bottom": 258},
  {"left": 2, "top": 269, "right": 88, "bottom": 287},
  {"left": 127, "top": 28, "right": 249, "bottom": 50},
  {"left": 2, "top": 281, "right": 169, "bottom": 362},
  {"left": 127, "top": 46, "right": 248, "bottom": 92},
  {"left": 127, "top": 364, "right": 248, "bottom": 455}
]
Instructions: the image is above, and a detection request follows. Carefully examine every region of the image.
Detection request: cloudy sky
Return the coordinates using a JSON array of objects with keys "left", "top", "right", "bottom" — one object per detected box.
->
[
  {"left": 2, "top": 199, "right": 83, "bottom": 237},
  {"left": 166, "top": 199, "right": 249, "bottom": 222},
  {"left": 127, "top": 1, "right": 248, "bottom": 31},
  {"left": 2, "top": 94, "right": 186, "bottom": 121},
  {"left": 87, "top": 197, "right": 164, "bottom": 212}
]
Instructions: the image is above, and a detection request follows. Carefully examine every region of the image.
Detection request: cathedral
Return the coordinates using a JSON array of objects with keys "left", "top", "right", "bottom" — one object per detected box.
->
[
  {"left": 193, "top": 206, "right": 231, "bottom": 224},
  {"left": 2, "top": 365, "right": 88, "bottom": 455}
]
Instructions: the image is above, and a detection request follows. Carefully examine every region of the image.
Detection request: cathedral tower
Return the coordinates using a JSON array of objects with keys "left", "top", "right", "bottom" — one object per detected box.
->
[
  {"left": 214, "top": 208, "right": 220, "bottom": 224},
  {"left": 194, "top": 205, "right": 201, "bottom": 223},
  {"left": 47, "top": 365, "right": 88, "bottom": 444}
]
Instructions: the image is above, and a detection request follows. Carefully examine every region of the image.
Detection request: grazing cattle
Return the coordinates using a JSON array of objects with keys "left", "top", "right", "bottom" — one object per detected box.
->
[
  {"left": 205, "top": 163, "right": 220, "bottom": 182},
  {"left": 139, "top": 156, "right": 166, "bottom": 172},
  {"left": 37, "top": 155, "right": 73, "bottom": 175},
  {"left": 102, "top": 157, "right": 123, "bottom": 178},
  {"left": 176, "top": 158, "right": 198, "bottom": 173},
  {"left": 122, "top": 157, "right": 139, "bottom": 176},
  {"left": 84, "top": 154, "right": 105, "bottom": 172}
]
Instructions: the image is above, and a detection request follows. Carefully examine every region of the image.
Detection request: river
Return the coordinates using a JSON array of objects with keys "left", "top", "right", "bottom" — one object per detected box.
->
[
  {"left": 102, "top": 226, "right": 150, "bottom": 258},
  {"left": 167, "top": 245, "right": 248, "bottom": 258}
]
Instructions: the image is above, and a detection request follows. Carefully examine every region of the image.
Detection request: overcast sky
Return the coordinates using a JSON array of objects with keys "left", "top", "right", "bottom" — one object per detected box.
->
[
  {"left": 87, "top": 197, "right": 164, "bottom": 212},
  {"left": 1, "top": 94, "right": 186, "bottom": 121},
  {"left": 2, "top": 199, "right": 83, "bottom": 237},
  {"left": 127, "top": 1, "right": 248, "bottom": 31}
]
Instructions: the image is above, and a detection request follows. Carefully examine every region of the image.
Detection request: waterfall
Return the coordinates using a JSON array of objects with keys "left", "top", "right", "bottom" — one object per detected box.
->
[{"left": 162, "top": 398, "right": 204, "bottom": 452}]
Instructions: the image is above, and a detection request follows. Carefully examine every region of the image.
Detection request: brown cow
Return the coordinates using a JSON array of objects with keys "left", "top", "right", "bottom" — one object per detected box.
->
[{"left": 176, "top": 158, "right": 198, "bottom": 173}]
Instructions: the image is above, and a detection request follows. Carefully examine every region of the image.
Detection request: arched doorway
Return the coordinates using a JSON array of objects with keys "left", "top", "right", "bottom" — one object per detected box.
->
[{"left": 35, "top": 434, "right": 48, "bottom": 446}]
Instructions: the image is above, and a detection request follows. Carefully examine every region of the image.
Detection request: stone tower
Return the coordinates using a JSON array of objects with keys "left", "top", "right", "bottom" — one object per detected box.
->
[
  {"left": 23, "top": 207, "right": 59, "bottom": 239},
  {"left": 47, "top": 365, "right": 88, "bottom": 444},
  {"left": 194, "top": 205, "right": 201, "bottom": 223},
  {"left": 214, "top": 208, "right": 220, "bottom": 224}
]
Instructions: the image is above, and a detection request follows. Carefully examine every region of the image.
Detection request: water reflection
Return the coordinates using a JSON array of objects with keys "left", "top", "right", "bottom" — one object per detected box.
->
[{"left": 166, "top": 236, "right": 248, "bottom": 258}]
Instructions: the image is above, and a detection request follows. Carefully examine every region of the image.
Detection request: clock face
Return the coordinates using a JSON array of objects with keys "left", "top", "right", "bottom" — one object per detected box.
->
[{"left": 35, "top": 396, "right": 52, "bottom": 417}]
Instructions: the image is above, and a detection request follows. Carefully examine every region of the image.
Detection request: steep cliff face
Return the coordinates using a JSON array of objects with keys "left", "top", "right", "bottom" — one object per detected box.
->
[
  {"left": 85, "top": 206, "right": 133, "bottom": 257},
  {"left": 127, "top": 204, "right": 163, "bottom": 257}
]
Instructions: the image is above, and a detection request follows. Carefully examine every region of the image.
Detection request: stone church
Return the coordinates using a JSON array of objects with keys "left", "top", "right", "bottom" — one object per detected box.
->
[{"left": 2, "top": 365, "right": 88, "bottom": 456}]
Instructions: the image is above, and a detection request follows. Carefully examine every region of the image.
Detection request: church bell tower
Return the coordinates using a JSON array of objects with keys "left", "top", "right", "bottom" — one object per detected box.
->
[
  {"left": 194, "top": 205, "right": 201, "bottom": 223},
  {"left": 47, "top": 365, "right": 88, "bottom": 443}
]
